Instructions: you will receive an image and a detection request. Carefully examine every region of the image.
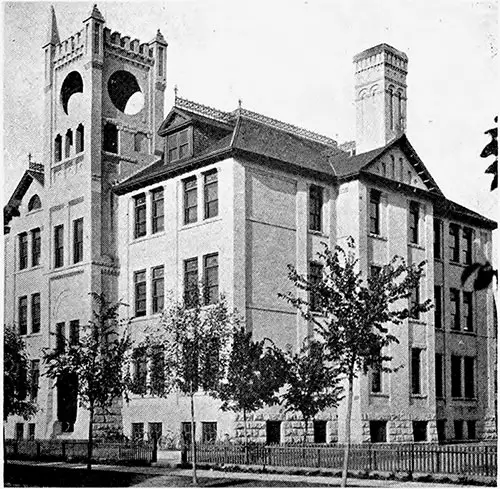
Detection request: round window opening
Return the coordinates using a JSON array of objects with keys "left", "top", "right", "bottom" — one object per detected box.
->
[{"left": 108, "top": 70, "right": 144, "bottom": 115}]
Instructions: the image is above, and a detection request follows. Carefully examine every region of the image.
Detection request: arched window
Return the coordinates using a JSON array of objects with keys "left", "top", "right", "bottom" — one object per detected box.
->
[
  {"left": 76, "top": 124, "right": 84, "bottom": 153},
  {"left": 54, "top": 134, "right": 62, "bottom": 162},
  {"left": 103, "top": 123, "right": 118, "bottom": 154},
  {"left": 28, "top": 195, "right": 41, "bottom": 211},
  {"left": 65, "top": 129, "right": 73, "bottom": 159}
]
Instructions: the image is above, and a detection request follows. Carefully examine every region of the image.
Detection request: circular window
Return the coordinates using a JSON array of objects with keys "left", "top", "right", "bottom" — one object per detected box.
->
[
  {"left": 61, "top": 71, "right": 84, "bottom": 115},
  {"left": 108, "top": 70, "right": 144, "bottom": 115}
]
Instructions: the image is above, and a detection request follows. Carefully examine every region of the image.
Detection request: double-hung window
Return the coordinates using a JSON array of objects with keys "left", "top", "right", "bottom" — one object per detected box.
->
[
  {"left": 434, "top": 286, "right": 442, "bottom": 329},
  {"left": 30, "top": 360, "right": 40, "bottom": 400},
  {"left": 309, "top": 262, "right": 323, "bottom": 312},
  {"left": 19, "top": 296, "right": 28, "bottom": 335},
  {"left": 151, "top": 266, "right": 165, "bottom": 314},
  {"left": 369, "top": 190, "right": 381, "bottom": 235},
  {"left": 134, "top": 270, "right": 147, "bottom": 317},
  {"left": 309, "top": 185, "right": 323, "bottom": 232},
  {"left": 451, "top": 355, "right": 462, "bottom": 397},
  {"left": 184, "top": 258, "right": 199, "bottom": 307},
  {"left": 167, "top": 129, "right": 190, "bottom": 162},
  {"left": 31, "top": 293, "right": 40, "bottom": 334},
  {"left": 184, "top": 177, "right": 197, "bottom": 224},
  {"left": 410, "top": 279, "right": 420, "bottom": 320},
  {"left": 54, "top": 225, "right": 64, "bottom": 268},
  {"left": 73, "top": 218, "right": 83, "bottom": 263},
  {"left": 132, "top": 348, "right": 147, "bottom": 395},
  {"left": 134, "top": 194, "right": 146, "bottom": 238},
  {"left": 463, "top": 292, "right": 473, "bottom": 332},
  {"left": 204, "top": 171, "right": 218, "bottom": 219},
  {"left": 31, "top": 228, "right": 41, "bottom": 266},
  {"left": 411, "top": 348, "right": 422, "bottom": 395},
  {"left": 19, "top": 233, "right": 28, "bottom": 270},
  {"left": 203, "top": 253, "right": 219, "bottom": 305},
  {"left": 462, "top": 228, "right": 472, "bottom": 264},
  {"left": 151, "top": 188, "right": 164, "bottom": 233},
  {"left": 409, "top": 201, "right": 419, "bottom": 244},
  {"left": 69, "top": 320, "right": 79, "bottom": 346},
  {"left": 449, "top": 224, "right": 460, "bottom": 262},
  {"left": 464, "top": 357, "right": 475, "bottom": 398},
  {"left": 450, "top": 289, "right": 460, "bottom": 330}
]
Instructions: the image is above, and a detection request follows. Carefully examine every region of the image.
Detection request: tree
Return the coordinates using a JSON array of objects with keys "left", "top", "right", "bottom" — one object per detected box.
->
[
  {"left": 281, "top": 238, "right": 431, "bottom": 487},
  {"left": 143, "top": 291, "right": 236, "bottom": 485},
  {"left": 481, "top": 116, "right": 498, "bottom": 191},
  {"left": 4, "top": 325, "right": 37, "bottom": 422},
  {"left": 275, "top": 338, "right": 343, "bottom": 444},
  {"left": 43, "top": 294, "right": 132, "bottom": 471},
  {"left": 215, "top": 327, "right": 285, "bottom": 462}
]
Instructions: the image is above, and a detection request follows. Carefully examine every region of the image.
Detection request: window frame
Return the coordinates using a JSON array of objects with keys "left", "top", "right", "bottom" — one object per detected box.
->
[
  {"left": 31, "top": 228, "right": 41, "bottom": 267},
  {"left": 451, "top": 355, "right": 462, "bottom": 398},
  {"left": 76, "top": 124, "right": 84, "bottom": 153},
  {"left": 435, "top": 353, "right": 443, "bottom": 398},
  {"left": 73, "top": 218, "right": 84, "bottom": 264},
  {"left": 151, "top": 188, "right": 164, "bottom": 234},
  {"left": 201, "top": 422, "right": 217, "bottom": 444},
  {"left": 69, "top": 320, "right": 80, "bottom": 346},
  {"left": 463, "top": 291, "right": 473, "bottom": 332},
  {"left": 449, "top": 224, "right": 460, "bottom": 262},
  {"left": 369, "top": 189, "right": 381, "bottom": 235},
  {"left": 411, "top": 348, "right": 422, "bottom": 395},
  {"left": 134, "top": 193, "right": 147, "bottom": 239},
  {"left": 134, "top": 270, "right": 147, "bottom": 317},
  {"left": 184, "top": 257, "right": 199, "bottom": 307},
  {"left": 56, "top": 322, "right": 65, "bottom": 353},
  {"left": 309, "top": 185, "right": 323, "bottom": 232},
  {"left": 151, "top": 265, "right": 165, "bottom": 314},
  {"left": 54, "top": 224, "right": 64, "bottom": 268},
  {"left": 131, "top": 347, "right": 147, "bottom": 395},
  {"left": 409, "top": 201, "right": 419, "bottom": 244},
  {"left": 183, "top": 177, "right": 198, "bottom": 225},
  {"left": 167, "top": 128, "right": 191, "bottom": 163},
  {"left": 463, "top": 356, "right": 475, "bottom": 399},
  {"left": 410, "top": 279, "right": 420, "bottom": 320},
  {"left": 434, "top": 285, "right": 442, "bottom": 329},
  {"left": 462, "top": 227, "right": 473, "bottom": 265},
  {"left": 19, "top": 232, "right": 28, "bottom": 270},
  {"left": 19, "top": 296, "right": 28, "bottom": 335},
  {"left": 450, "top": 288, "right": 460, "bottom": 330},
  {"left": 30, "top": 359, "right": 40, "bottom": 400},
  {"left": 203, "top": 253, "right": 219, "bottom": 305},
  {"left": 204, "top": 170, "right": 218, "bottom": 220},
  {"left": 309, "top": 261, "right": 323, "bottom": 312},
  {"left": 31, "top": 293, "right": 41, "bottom": 334},
  {"left": 313, "top": 420, "right": 327, "bottom": 444}
]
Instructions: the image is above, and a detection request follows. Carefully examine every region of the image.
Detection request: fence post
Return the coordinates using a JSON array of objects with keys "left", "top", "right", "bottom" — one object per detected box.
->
[
  {"left": 317, "top": 447, "right": 320, "bottom": 468},
  {"left": 410, "top": 443, "right": 414, "bottom": 477},
  {"left": 435, "top": 446, "right": 440, "bottom": 474}
]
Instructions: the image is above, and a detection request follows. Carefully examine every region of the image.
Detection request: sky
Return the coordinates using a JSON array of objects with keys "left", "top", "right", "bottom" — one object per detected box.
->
[{"left": 2, "top": 0, "right": 498, "bottom": 230}]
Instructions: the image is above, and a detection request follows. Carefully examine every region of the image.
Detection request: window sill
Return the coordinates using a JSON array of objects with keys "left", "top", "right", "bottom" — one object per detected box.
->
[
  {"left": 408, "top": 318, "right": 427, "bottom": 326},
  {"left": 23, "top": 332, "right": 43, "bottom": 339},
  {"left": 181, "top": 216, "right": 222, "bottom": 231},
  {"left": 451, "top": 397, "right": 477, "bottom": 402},
  {"left": 26, "top": 208, "right": 43, "bottom": 216},
  {"left": 410, "top": 394, "right": 427, "bottom": 399},
  {"left": 370, "top": 393, "right": 389, "bottom": 398},
  {"left": 15, "top": 265, "right": 43, "bottom": 275},
  {"left": 449, "top": 261, "right": 468, "bottom": 268},
  {"left": 51, "top": 262, "right": 85, "bottom": 274},
  {"left": 434, "top": 257, "right": 443, "bottom": 263},
  {"left": 308, "top": 229, "right": 328, "bottom": 238},
  {"left": 131, "top": 231, "right": 166, "bottom": 244},
  {"left": 408, "top": 243, "right": 425, "bottom": 251},
  {"left": 368, "top": 233, "right": 387, "bottom": 242},
  {"left": 450, "top": 329, "right": 476, "bottom": 336}
]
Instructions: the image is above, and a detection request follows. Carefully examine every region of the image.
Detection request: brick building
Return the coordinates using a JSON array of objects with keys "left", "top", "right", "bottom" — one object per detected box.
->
[{"left": 4, "top": 5, "right": 497, "bottom": 444}]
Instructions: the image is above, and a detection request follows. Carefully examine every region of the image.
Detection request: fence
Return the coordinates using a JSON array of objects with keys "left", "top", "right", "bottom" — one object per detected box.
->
[
  {"left": 5, "top": 439, "right": 156, "bottom": 465},
  {"left": 191, "top": 442, "right": 497, "bottom": 477}
]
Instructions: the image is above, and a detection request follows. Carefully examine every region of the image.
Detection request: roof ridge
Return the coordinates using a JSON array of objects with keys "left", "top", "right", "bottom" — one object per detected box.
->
[{"left": 175, "top": 97, "right": 233, "bottom": 124}]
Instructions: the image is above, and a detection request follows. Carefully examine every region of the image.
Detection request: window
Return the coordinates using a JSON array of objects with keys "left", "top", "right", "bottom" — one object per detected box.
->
[
  {"left": 449, "top": 224, "right": 460, "bottom": 262},
  {"left": 28, "top": 423, "right": 36, "bottom": 440},
  {"left": 204, "top": 171, "right": 218, "bottom": 219},
  {"left": 181, "top": 422, "right": 193, "bottom": 445},
  {"left": 435, "top": 353, "right": 443, "bottom": 398},
  {"left": 93, "top": 23, "right": 100, "bottom": 54},
  {"left": 411, "top": 348, "right": 422, "bottom": 395},
  {"left": 413, "top": 421, "right": 427, "bottom": 442},
  {"left": 73, "top": 218, "right": 83, "bottom": 263},
  {"left": 132, "top": 347, "right": 147, "bottom": 395},
  {"left": 371, "top": 345, "right": 382, "bottom": 394},
  {"left": 56, "top": 322, "right": 65, "bottom": 353},
  {"left": 69, "top": 320, "right": 79, "bottom": 346},
  {"left": 149, "top": 422, "right": 162, "bottom": 442},
  {"left": 134, "top": 132, "right": 147, "bottom": 152},
  {"left": 434, "top": 286, "right": 442, "bottom": 329},
  {"left": 450, "top": 289, "right": 460, "bottom": 330},
  {"left": 464, "top": 356, "right": 475, "bottom": 399},
  {"left": 134, "top": 194, "right": 146, "bottom": 238},
  {"left": 454, "top": 420, "right": 463, "bottom": 440},
  {"left": 309, "top": 185, "right": 323, "bottom": 232},
  {"left": 266, "top": 421, "right": 281, "bottom": 444},
  {"left": 150, "top": 346, "right": 165, "bottom": 396},
  {"left": 151, "top": 266, "right": 164, "bottom": 314},
  {"left": 167, "top": 129, "right": 190, "bottom": 162},
  {"left": 451, "top": 355, "right": 462, "bottom": 397},
  {"left": 131, "top": 422, "right": 144, "bottom": 442},
  {"left": 103, "top": 122, "right": 118, "bottom": 154},
  {"left": 76, "top": 124, "right": 84, "bottom": 153},
  {"left": 437, "top": 420, "right": 446, "bottom": 442},
  {"left": 30, "top": 360, "right": 40, "bottom": 400},
  {"left": 433, "top": 218, "right": 442, "bottom": 259},
  {"left": 184, "top": 258, "right": 198, "bottom": 307},
  {"left": 202, "top": 422, "right": 217, "bottom": 443},
  {"left": 54, "top": 225, "right": 64, "bottom": 268},
  {"left": 19, "top": 233, "right": 28, "bottom": 270},
  {"left": 54, "top": 134, "right": 62, "bottom": 162},
  {"left": 467, "top": 420, "right": 476, "bottom": 440},
  {"left": 19, "top": 296, "right": 28, "bottom": 335},
  {"left": 313, "top": 421, "right": 327, "bottom": 443},
  {"left": 183, "top": 177, "right": 197, "bottom": 224},
  {"left": 15, "top": 423, "right": 24, "bottom": 440},
  {"left": 309, "top": 262, "right": 323, "bottom": 312},
  {"left": 65, "top": 129, "right": 73, "bottom": 158},
  {"left": 369, "top": 189, "right": 381, "bottom": 235},
  {"left": 370, "top": 421, "right": 387, "bottom": 443},
  {"left": 151, "top": 188, "right": 164, "bottom": 233},
  {"left": 410, "top": 280, "right": 420, "bottom": 320},
  {"left": 462, "top": 228, "right": 473, "bottom": 264},
  {"left": 134, "top": 270, "right": 146, "bottom": 317},
  {"left": 31, "top": 228, "right": 41, "bottom": 266},
  {"left": 409, "top": 201, "right": 419, "bottom": 244},
  {"left": 158, "top": 47, "right": 165, "bottom": 76},
  {"left": 28, "top": 195, "right": 41, "bottom": 211},
  {"left": 203, "top": 253, "right": 219, "bottom": 305},
  {"left": 31, "top": 293, "right": 41, "bottom": 334},
  {"left": 463, "top": 292, "right": 473, "bottom": 332}
]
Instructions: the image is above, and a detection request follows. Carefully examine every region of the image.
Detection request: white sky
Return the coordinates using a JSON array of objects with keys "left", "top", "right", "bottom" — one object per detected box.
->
[{"left": 2, "top": 0, "right": 498, "bottom": 230}]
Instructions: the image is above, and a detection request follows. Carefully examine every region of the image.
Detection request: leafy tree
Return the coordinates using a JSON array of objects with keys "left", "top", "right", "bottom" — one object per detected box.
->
[
  {"left": 281, "top": 238, "right": 431, "bottom": 487},
  {"left": 44, "top": 294, "right": 133, "bottom": 470},
  {"left": 143, "top": 291, "right": 236, "bottom": 485},
  {"left": 4, "top": 325, "right": 37, "bottom": 422},
  {"left": 481, "top": 116, "right": 498, "bottom": 191},
  {"left": 215, "top": 327, "right": 285, "bottom": 462},
  {"left": 275, "top": 338, "right": 343, "bottom": 444}
]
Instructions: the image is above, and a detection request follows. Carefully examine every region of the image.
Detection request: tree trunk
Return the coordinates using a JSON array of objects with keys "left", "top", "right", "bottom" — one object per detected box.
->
[
  {"left": 303, "top": 418, "right": 309, "bottom": 445},
  {"left": 190, "top": 382, "right": 198, "bottom": 485},
  {"left": 243, "top": 408, "right": 249, "bottom": 464},
  {"left": 87, "top": 405, "right": 94, "bottom": 471},
  {"left": 341, "top": 374, "right": 354, "bottom": 487}
]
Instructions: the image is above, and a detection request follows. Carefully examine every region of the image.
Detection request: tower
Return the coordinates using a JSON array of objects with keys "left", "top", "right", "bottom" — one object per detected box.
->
[{"left": 354, "top": 43, "right": 408, "bottom": 154}]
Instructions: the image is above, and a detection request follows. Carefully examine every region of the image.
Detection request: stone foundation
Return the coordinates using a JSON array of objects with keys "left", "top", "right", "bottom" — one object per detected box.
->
[
  {"left": 93, "top": 398, "right": 124, "bottom": 440},
  {"left": 480, "top": 415, "right": 497, "bottom": 440}
]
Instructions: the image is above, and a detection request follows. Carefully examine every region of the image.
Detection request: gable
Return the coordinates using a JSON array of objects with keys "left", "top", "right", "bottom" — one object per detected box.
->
[{"left": 157, "top": 108, "right": 191, "bottom": 135}]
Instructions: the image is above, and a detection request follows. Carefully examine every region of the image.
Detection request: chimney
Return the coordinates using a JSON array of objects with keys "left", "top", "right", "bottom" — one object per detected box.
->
[{"left": 353, "top": 43, "right": 408, "bottom": 154}]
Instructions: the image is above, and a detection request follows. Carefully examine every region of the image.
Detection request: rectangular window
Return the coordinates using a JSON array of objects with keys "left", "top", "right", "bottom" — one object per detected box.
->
[
  {"left": 413, "top": 421, "right": 427, "bottom": 442},
  {"left": 370, "top": 421, "right": 387, "bottom": 443},
  {"left": 31, "top": 293, "right": 41, "bottom": 334},
  {"left": 410, "top": 280, "right": 420, "bottom": 320},
  {"left": 28, "top": 423, "right": 36, "bottom": 440},
  {"left": 371, "top": 368, "right": 382, "bottom": 394},
  {"left": 19, "top": 296, "right": 28, "bottom": 335},
  {"left": 132, "top": 347, "right": 147, "bottom": 395},
  {"left": 181, "top": 422, "right": 193, "bottom": 445},
  {"left": 202, "top": 422, "right": 217, "bottom": 443},
  {"left": 150, "top": 346, "right": 165, "bottom": 396},
  {"left": 434, "top": 286, "right": 442, "bottom": 329},
  {"left": 433, "top": 218, "right": 442, "bottom": 259},
  {"left": 69, "top": 320, "right": 79, "bottom": 346},
  {"left": 30, "top": 360, "right": 40, "bottom": 400},
  {"left": 184, "top": 258, "right": 198, "bottom": 307},
  {"left": 203, "top": 253, "right": 219, "bottom": 305},
  {"left": 369, "top": 189, "right": 381, "bottom": 235},
  {"left": 134, "top": 270, "right": 147, "bottom": 317},
  {"left": 411, "top": 348, "right": 422, "bottom": 395},
  {"left": 19, "top": 233, "right": 28, "bottom": 270},
  {"left": 450, "top": 289, "right": 460, "bottom": 330},
  {"left": 168, "top": 129, "right": 190, "bottom": 162},
  {"left": 151, "top": 266, "right": 165, "bottom": 314},
  {"left": 463, "top": 292, "right": 473, "bottom": 332},
  {"left": 15, "top": 423, "right": 24, "bottom": 440},
  {"left": 409, "top": 201, "right": 419, "bottom": 244},
  {"left": 462, "top": 228, "right": 473, "bottom": 264},
  {"left": 454, "top": 420, "right": 463, "bottom": 440},
  {"left": 309, "top": 185, "right": 323, "bottom": 232},
  {"left": 149, "top": 422, "right": 163, "bottom": 442},
  {"left": 93, "top": 24, "right": 100, "bottom": 54},
  {"left": 435, "top": 353, "right": 443, "bottom": 398},
  {"left": 204, "top": 171, "right": 218, "bottom": 219},
  {"left": 184, "top": 177, "right": 197, "bottom": 224},
  {"left": 54, "top": 224, "right": 64, "bottom": 268},
  {"left": 56, "top": 322, "right": 65, "bottom": 353},
  {"left": 73, "top": 218, "right": 83, "bottom": 263},
  {"left": 266, "top": 421, "right": 281, "bottom": 444},
  {"left": 131, "top": 422, "right": 144, "bottom": 442},
  {"left": 309, "top": 262, "right": 323, "bottom": 312},
  {"left": 31, "top": 228, "right": 41, "bottom": 267},
  {"left": 467, "top": 420, "right": 476, "bottom": 440},
  {"left": 134, "top": 194, "right": 147, "bottom": 238},
  {"left": 313, "top": 420, "right": 327, "bottom": 443},
  {"left": 449, "top": 224, "right": 460, "bottom": 262},
  {"left": 464, "top": 356, "right": 475, "bottom": 399},
  {"left": 451, "top": 355, "right": 462, "bottom": 398},
  {"left": 158, "top": 46, "right": 165, "bottom": 77},
  {"left": 151, "top": 188, "right": 164, "bottom": 234}
]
